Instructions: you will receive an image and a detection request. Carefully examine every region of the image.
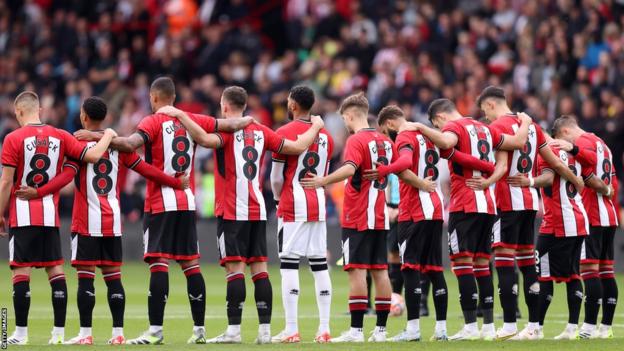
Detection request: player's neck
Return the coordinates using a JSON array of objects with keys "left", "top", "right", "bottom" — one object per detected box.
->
[
  {"left": 496, "top": 106, "right": 513, "bottom": 117},
  {"left": 570, "top": 127, "right": 585, "bottom": 141},
  {"left": 84, "top": 122, "right": 103, "bottom": 131},
  {"left": 21, "top": 115, "right": 42, "bottom": 126},
  {"left": 225, "top": 112, "right": 243, "bottom": 119},
  {"left": 293, "top": 112, "right": 311, "bottom": 121},
  {"left": 351, "top": 120, "right": 370, "bottom": 133}
]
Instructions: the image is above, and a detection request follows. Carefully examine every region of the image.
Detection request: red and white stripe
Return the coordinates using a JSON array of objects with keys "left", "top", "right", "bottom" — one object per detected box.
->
[
  {"left": 161, "top": 120, "right": 195, "bottom": 212},
  {"left": 231, "top": 129, "right": 266, "bottom": 220},
  {"left": 366, "top": 139, "right": 393, "bottom": 230},
  {"left": 415, "top": 134, "right": 444, "bottom": 220},
  {"left": 86, "top": 146, "right": 121, "bottom": 236},
  {"left": 505, "top": 123, "right": 540, "bottom": 210},
  {"left": 465, "top": 124, "right": 496, "bottom": 214},
  {"left": 592, "top": 140, "right": 618, "bottom": 226}
]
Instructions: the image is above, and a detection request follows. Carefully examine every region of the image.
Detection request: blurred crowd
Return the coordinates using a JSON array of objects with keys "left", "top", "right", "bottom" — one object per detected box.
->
[{"left": 1, "top": 0, "right": 623, "bottom": 221}]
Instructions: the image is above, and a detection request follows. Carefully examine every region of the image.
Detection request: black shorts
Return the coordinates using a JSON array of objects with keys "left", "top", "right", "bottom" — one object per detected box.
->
[
  {"left": 536, "top": 234, "right": 583, "bottom": 282},
  {"left": 342, "top": 228, "right": 388, "bottom": 271},
  {"left": 143, "top": 211, "right": 199, "bottom": 262},
  {"left": 217, "top": 217, "right": 267, "bottom": 266},
  {"left": 492, "top": 210, "right": 536, "bottom": 250},
  {"left": 398, "top": 220, "right": 444, "bottom": 273},
  {"left": 71, "top": 233, "right": 122, "bottom": 267},
  {"left": 9, "top": 226, "right": 63, "bottom": 268},
  {"left": 581, "top": 226, "right": 616, "bottom": 265},
  {"left": 448, "top": 212, "right": 495, "bottom": 260},
  {"left": 387, "top": 221, "right": 399, "bottom": 253}
]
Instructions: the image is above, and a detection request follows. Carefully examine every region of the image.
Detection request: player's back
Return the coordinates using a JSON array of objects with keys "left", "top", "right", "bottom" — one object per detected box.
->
[
  {"left": 490, "top": 114, "right": 545, "bottom": 211},
  {"left": 395, "top": 130, "right": 443, "bottom": 222},
  {"left": 137, "top": 113, "right": 216, "bottom": 213},
  {"left": 1, "top": 124, "right": 86, "bottom": 227},
  {"left": 214, "top": 122, "right": 285, "bottom": 221},
  {"left": 342, "top": 128, "right": 395, "bottom": 231},
  {"left": 538, "top": 146, "right": 589, "bottom": 237},
  {"left": 274, "top": 119, "right": 334, "bottom": 222},
  {"left": 442, "top": 117, "right": 498, "bottom": 214}
]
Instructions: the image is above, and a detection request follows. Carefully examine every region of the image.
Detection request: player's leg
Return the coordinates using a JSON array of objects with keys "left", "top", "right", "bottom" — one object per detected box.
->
[
  {"left": 306, "top": 221, "right": 332, "bottom": 342},
  {"left": 535, "top": 234, "right": 552, "bottom": 337},
  {"left": 145, "top": 257, "right": 169, "bottom": 341},
  {"left": 492, "top": 213, "right": 519, "bottom": 339},
  {"left": 425, "top": 220, "right": 447, "bottom": 341},
  {"left": 249, "top": 220, "right": 272, "bottom": 344},
  {"left": 274, "top": 220, "right": 302, "bottom": 342},
  {"left": 387, "top": 220, "right": 403, "bottom": 301},
  {"left": 474, "top": 214, "right": 495, "bottom": 340},
  {"left": 368, "top": 229, "right": 391, "bottom": 342},
  {"left": 8, "top": 266, "right": 31, "bottom": 345},
  {"left": 513, "top": 247, "right": 541, "bottom": 339},
  {"left": 179, "top": 258, "right": 206, "bottom": 343},
  {"left": 67, "top": 264, "right": 96, "bottom": 345},
  {"left": 579, "top": 227, "right": 602, "bottom": 338},
  {"left": 598, "top": 226, "right": 617, "bottom": 338},
  {"left": 46, "top": 264, "right": 67, "bottom": 344},
  {"left": 101, "top": 265, "right": 125, "bottom": 344},
  {"left": 419, "top": 275, "right": 431, "bottom": 317},
  {"left": 554, "top": 237, "right": 584, "bottom": 340}
]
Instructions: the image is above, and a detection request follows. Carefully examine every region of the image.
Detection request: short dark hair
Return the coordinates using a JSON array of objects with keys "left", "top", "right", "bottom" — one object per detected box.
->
[
  {"left": 289, "top": 85, "right": 315, "bottom": 111},
  {"left": 82, "top": 96, "right": 107, "bottom": 121},
  {"left": 551, "top": 115, "right": 578, "bottom": 137},
  {"left": 378, "top": 105, "right": 404, "bottom": 126},
  {"left": 339, "top": 92, "right": 369, "bottom": 115},
  {"left": 150, "top": 77, "right": 176, "bottom": 98},
  {"left": 476, "top": 85, "right": 507, "bottom": 107},
  {"left": 222, "top": 86, "right": 248, "bottom": 109},
  {"left": 427, "top": 98, "right": 456, "bottom": 122}
]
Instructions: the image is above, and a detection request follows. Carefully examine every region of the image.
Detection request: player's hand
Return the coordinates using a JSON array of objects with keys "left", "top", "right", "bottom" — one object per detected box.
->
[
  {"left": 549, "top": 139, "right": 573, "bottom": 152},
  {"left": 311, "top": 115, "right": 324, "bottom": 129},
  {"left": 507, "top": 174, "right": 530, "bottom": 187},
  {"left": 177, "top": 175, "right": 190, "bottom": 190},
  {"left": 388, "top": 207, "right": 399, "bottom": 222},
  {"left": 362, "top": 162, "right": 386, "bottom": 180},
  {"left": 300, "top": 172, "right": 325, "bottom": 189},
  {"left": 574, "top": 176, "right": 584, "bottom": 192},
  {"left": 419, "top": 176, "right": 437, "bottom": 192},
  {"left": 104, "top": 128, "right": 118, "bottom": 138},
  {"left": 74, "top": 129, "right": 101, "bottom": 141},
  {"left": 466, "top": 176, "right": 491, "bottom": 190},
  {"left": 242, "top": 116, "right": 257, "bottom": 126},
  {"left": 156, "top": 105, "right": 183, "bottom": 118},
  {"left": 518, "top": 112, "right": 533, "bottom": 125},
  {"left": 399, "top": 122, "right": 423, "bottom": 133},
  {"left": 607, "top": 185, "right": 615, "bottom": 199},
  {"left": 15, "top": 185, "right": 39, "bottom": 200},
  {"left": 0, "top": 217, "right": 7, "bottom": 237}
]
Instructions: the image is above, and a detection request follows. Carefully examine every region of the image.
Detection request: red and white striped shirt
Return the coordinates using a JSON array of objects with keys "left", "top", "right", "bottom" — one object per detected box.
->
[
  {"left": 1, "top": 124, "right": 88, "bottom": 227},
  {"left": 442, "top": 118, "right": 502, "bottom": 214},
  {"left": 214, "top": 123, "right": 285, "bottom": 221},
  {"left": 575, "top": 133, "right": 618, "bottom": 227},
  {"left": 342, "top": 128, "right": 397, "bottom": 231},
  {"left": 538, "top": 146, "right": 590, "bottom": 237},
  {"left": 272, "top": 119, "right": 334, "bottom": 222},
  {"left": 137, "top": 113, "right": 217, "bottom": 213},
  {"left": 490, "top": 114, "right": 547, "bottom": 211},
  {"left": 395, "top": 131, "right": 444, "bottom": 222}
]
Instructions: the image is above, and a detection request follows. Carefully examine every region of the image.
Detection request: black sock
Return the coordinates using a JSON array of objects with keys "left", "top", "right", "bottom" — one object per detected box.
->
[
  {"left": 148, "top": 262, "right": 169, "bottom": 327},
  {"left": 496, "top": 264, "right": 517, "bottom": 323},
  {"left": 252, "top": 272, "right": 272, "bottom": 324},
  {"left": 475, "top": 265, "right": 494, "bottom": 324},
  {"left": 226, "top": 272, "right": 246, "bottom": 325},
  {"left": 375, "top": 297, "right": 391, "bottom": 327},
  {"left": 566, "top": 279, "right": 583, "bottom": 325},
  {"left": 519, "top": 263, "right": 540, "bottom": 323},
  {"left": 104, "top": 272, "right": 125, "bottom": 328},
  {"left": 428, "top": 271, "right": 448, "bottom": 321},
  {"left": 12, "top": 275, "right": 30, "bottom": 327},
  {"left": 539, "top": 280, "right": 554, "bottom": 325},
  {"left": 183, "top": 265, "right": 205, "bottom": 327},
  {"left": 582, "top": 271, "right": 602, "bottom": 325},
  {"left": 455, "top": 269, "right": 478, "bottom": 324},
  {"left": 402, "top": 269, "right": 421, "bottom": 320},
  {"left": 366, "top": 273, "right": 372, "bottom": 310},
  {"left": 389, "top": 263, "right": 404, "bottom": 294},
  {"left": 49, "top": 274, "right": 67, "bottom": 328},
  {"left": 76, "top": 270, "right": 96, "bottom": 328},
  {"left": 349, "top": 295, "right": 367, "bottom": 329},
  {"left": 601, "top": 276, "right": 618, "bottom": 325}
]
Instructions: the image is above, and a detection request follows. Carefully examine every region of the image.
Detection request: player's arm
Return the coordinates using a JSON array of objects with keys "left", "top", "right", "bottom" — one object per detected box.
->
[
  {"left": 585, "top": 174, "right": 613, "bottom": 196},
  {"left": 442, "top": 149, "right": 495, "bottom": 174},
  {"left": 466, "top": 150, "right": 508, "bottom": 190},
  {"left": 397, "top": 169, "right": 436, "bottom": 192},
  {"left": 270, "top": 159, "right": 285, "bottom": 202},
  {"left": 74, "top": 129, "right": 142, "bottom": 153},
  {"left": 14, "top": 162, "right": 77, "bottom": 200},
  {"left": 155, "top": 106, "right": 224, "bottom": 148},
  {"left": 279, "top": 116, "right": 324, "bottom": 155},
  {"left": 508, "top": 169, "right": 555, "bottom": 188},
  {"left": 497, "top": 112, "right": 531, "bottom": 151},
  {"left": 538, "top": 144, "right": 584, "bottom": 190},
  {"left": 401, "top": 122, "right": 458, "bottom": 149},
  {"left": 217, "top": 116, "right": 254, "bottom": 132},
  {"left": 0, "top": 166, "right": 15, "bottom": 236},
  {"left": 300, "top": 163, "right": 356, "bottom": 189},
  {"left": 363, "top": 148, "right": 413, "bottom": 180},
  {"left": 131, "top": 158, "right": 189, "bottom": 190}
]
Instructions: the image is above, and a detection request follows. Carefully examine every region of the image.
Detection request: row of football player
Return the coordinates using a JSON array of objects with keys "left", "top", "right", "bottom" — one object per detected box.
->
[{"left": 0, "top": 81, "right": 618, "bottom": 345}]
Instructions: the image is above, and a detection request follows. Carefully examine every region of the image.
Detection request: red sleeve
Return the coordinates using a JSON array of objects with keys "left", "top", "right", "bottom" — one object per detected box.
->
[
  {"left": 445, "top": 149, "right": 495, "bottom": 174},
  {"left": 538, "top": 149, "right": 554, "bottom": 175},
  {"left": 60, "top": 130, "right": 89, "bottom": 161},
  {"left": 489, "top": 126, "right": 504, "bottom": 150},
  {"left": 132, "top": 159, "right": 183, "bottom": 189},
  {"left": 190, "top": 113, "right": 218, "bottom": 133},
  {"left": 574, "top": 136, "right": 597, "bottom": 168},
  {"left": 35, "top": 160, "right": 77, "bottom": 197},
  {"left": 1, "top": 133, "right": 19, "bottom": 168},
  {"left": 343, "top": 136, "right": 363, "bottom": 168},
  {"left": 377, "top": 149, "right": 413, "bottom": 177},
  {"left": 260, "top": 125, "right": 285, "bottom": 153},
  {"left": 137, "top": 115, "right": 157, "bottom": 144},
  {"left": 120, "top": 151, "right": 142, "bottom": 169},
  {"left": 271, "top": 126, "right": 288, "bottom": 162},
  {"left": 535, "top": 124, "right": 548, "bottom": 149},
  {"left": 441, "top": 120, "right": 462, "bottom": 137}
]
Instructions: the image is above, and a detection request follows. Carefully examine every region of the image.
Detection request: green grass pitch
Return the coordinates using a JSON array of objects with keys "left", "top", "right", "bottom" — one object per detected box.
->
[{"left": 0, "top": 263, "right": 622, "bottom": 350}]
